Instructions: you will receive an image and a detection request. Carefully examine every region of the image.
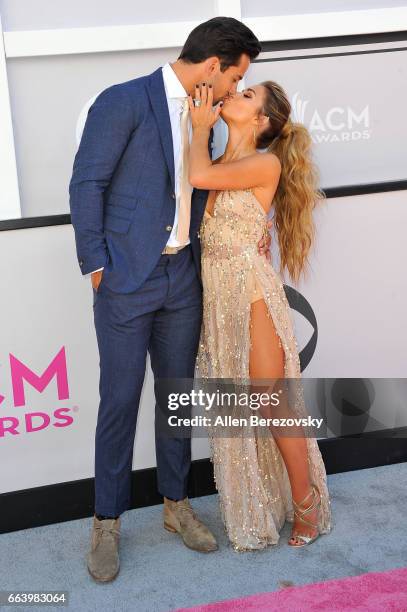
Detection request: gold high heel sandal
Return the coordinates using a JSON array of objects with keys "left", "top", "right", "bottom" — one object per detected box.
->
[{"left": 288, "top": 484, "right": 321, "bottom": 547}]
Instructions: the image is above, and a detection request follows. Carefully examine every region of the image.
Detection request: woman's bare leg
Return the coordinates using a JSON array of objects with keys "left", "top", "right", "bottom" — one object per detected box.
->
[{"left": 249, "top": 297, "right": 319, "bottom": 544}]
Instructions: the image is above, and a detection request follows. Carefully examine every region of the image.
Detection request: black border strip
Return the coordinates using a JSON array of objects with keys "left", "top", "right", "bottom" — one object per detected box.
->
[
  {"left": 256, "top": 45, "right": 407, "bottom": 63},
  {"left": 259, "top": 30, "right": 407, "bottom": 52},
  {"left": 1, "top": 180, "right": 406, "bottom": 231},
  {"left": 0, "top": 431, "right": 406, "bottom": 534}
]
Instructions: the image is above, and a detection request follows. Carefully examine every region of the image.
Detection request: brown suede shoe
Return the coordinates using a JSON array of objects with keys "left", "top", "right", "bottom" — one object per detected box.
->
[
  {"left": 86, "top": 515, "right": 121, "bottom": 582},
  {"left": 163, "top": 497, "right": 218, "bottom": 553}
]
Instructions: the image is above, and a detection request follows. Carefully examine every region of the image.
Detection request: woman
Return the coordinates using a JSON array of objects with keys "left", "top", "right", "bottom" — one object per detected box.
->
[{"left": 188, "top": 80, "right": 332, "bottom": 551}]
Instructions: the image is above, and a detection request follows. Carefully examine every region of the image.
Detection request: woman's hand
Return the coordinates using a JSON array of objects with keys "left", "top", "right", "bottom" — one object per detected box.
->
[{"left": 188, "top": 82, "right": 223, "bottom": 131}]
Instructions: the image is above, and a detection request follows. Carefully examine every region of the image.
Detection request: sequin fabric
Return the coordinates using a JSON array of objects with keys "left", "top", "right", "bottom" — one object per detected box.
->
[{"left": 194, "top": 188, "right": 332, "bottom": 551}]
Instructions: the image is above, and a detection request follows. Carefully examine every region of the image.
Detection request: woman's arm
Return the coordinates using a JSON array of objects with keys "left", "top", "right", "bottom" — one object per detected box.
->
[
  {"left": 188, "top": 84, "right": 275, "bottom": 261},
  {"left": 189, "top": 128, "right": 281, "bottom": 191}
]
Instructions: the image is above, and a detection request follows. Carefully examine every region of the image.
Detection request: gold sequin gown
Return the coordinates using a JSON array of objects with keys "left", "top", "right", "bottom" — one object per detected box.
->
[{"left": 194, "top": 188, "right": 332, "bottom": 551}]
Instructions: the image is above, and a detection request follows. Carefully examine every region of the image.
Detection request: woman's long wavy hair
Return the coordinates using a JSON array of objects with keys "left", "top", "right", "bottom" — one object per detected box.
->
[{"left": 255, "top": 80, "right": 325, "bottom": 284}]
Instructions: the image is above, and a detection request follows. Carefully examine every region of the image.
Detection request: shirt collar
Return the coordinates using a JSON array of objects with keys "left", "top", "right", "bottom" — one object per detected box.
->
[{"left": 162, "top": 62, "right": 188, "bottom": 99}]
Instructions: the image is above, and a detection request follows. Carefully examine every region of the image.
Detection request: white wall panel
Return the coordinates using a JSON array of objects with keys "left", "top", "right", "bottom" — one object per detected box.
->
[{"left": 0, "top": 0, "right": 215, "bottom": 30}]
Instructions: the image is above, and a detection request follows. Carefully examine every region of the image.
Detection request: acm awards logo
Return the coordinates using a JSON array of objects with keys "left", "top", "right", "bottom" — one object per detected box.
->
[
  {"left": 284, "top": 285, "right": 317, "bottom": 373},
  {"left": 291, "top": 91, "right": 370, "bottom": 143},
  {"left": 0, "top": 347, "right": 76, "bottom": 438}
]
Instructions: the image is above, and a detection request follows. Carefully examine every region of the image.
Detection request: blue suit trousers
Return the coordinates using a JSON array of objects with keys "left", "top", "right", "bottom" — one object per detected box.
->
[{"left": 92, "top": 244, "right": 202, "bottom": 516}]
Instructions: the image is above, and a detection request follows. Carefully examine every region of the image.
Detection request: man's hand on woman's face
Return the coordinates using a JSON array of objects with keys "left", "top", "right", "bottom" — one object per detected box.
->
[{"left": 188, "top": 82, "right": 223, "bottom": 131}]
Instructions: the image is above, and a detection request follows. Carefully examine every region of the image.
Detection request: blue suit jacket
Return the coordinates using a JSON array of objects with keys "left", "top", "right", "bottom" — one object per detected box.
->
[{"left": 69, "top": 66, "right": 213, "bottom": 293}]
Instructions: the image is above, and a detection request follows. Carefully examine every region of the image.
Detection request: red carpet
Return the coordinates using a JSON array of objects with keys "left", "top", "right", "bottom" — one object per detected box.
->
[{"left": 176, "top": 567, "right": 407, "bottom": 611}]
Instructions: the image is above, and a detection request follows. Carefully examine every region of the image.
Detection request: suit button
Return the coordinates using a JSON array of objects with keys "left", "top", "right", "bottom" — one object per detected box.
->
[
  {"left": 166, "top": 225, "right": 172, "bottom": 231},
  {"left": 79, "top": 260, "right": 83, "bottom": 266},
  {"left": 171, "top": 193, "right": 176, "bottom": 199}
]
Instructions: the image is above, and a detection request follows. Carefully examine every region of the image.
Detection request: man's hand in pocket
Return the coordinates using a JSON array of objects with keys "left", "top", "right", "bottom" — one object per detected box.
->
[{"left": 91, "top": 270, "right": 104, "bottom": 291}]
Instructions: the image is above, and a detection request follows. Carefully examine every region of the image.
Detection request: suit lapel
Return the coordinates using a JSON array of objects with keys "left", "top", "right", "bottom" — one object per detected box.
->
[{"left": 147, "top": 67, "right": 176, "bottom": 191}]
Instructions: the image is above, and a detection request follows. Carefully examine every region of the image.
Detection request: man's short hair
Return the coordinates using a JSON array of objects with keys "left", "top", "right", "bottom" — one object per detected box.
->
[{"left": 178, "top": 17, "right": 261, "bottom": 71}]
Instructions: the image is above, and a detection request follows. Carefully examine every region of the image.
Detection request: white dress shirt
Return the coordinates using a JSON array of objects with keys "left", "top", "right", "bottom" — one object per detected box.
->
[
  {"left": 161, "top": 61, "right": 193, "bottom": 247},
  {"left": 90, "top": 62, "right": 192, "bottom": 274}
]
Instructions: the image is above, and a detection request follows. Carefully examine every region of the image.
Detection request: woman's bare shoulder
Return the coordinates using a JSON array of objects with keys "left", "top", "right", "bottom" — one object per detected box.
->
[
  {"left": 257, "top": 150, "right": 281, "bottom": 171},
  {"left": 252, "top": 152, "right": 281, "bottom": 208}
]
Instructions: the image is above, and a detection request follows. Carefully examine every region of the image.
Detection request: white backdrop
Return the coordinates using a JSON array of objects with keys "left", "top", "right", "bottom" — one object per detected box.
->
[
  {"left": 0, "top": 188, "right": 406, "bottom": 493},
  {"left": 0, "top": 1, "right": 406, "bottom": 495}
]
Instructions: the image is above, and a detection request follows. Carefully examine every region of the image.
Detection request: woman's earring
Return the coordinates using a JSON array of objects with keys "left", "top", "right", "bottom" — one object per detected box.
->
[{"left": 253, "top": 127, "right": 257, "bottom": 146}]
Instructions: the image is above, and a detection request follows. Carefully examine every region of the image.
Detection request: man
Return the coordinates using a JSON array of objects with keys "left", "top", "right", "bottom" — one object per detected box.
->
[{"left": 69, "top": 17, "right": 269, "bottom": 583}]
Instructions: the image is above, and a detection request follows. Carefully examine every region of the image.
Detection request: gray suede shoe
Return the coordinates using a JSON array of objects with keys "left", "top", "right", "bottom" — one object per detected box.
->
[
  {"left": 163, "top": 497, "right": 218, "bottom": 553},
  {"left": 86, "top": 515, "right": 121, "bottom": 582}
]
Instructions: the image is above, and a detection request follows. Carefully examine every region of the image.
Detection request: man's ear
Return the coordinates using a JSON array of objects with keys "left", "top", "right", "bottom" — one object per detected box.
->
[{"left": 207, "top": 56, "right": 220, "bottom": 75}]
